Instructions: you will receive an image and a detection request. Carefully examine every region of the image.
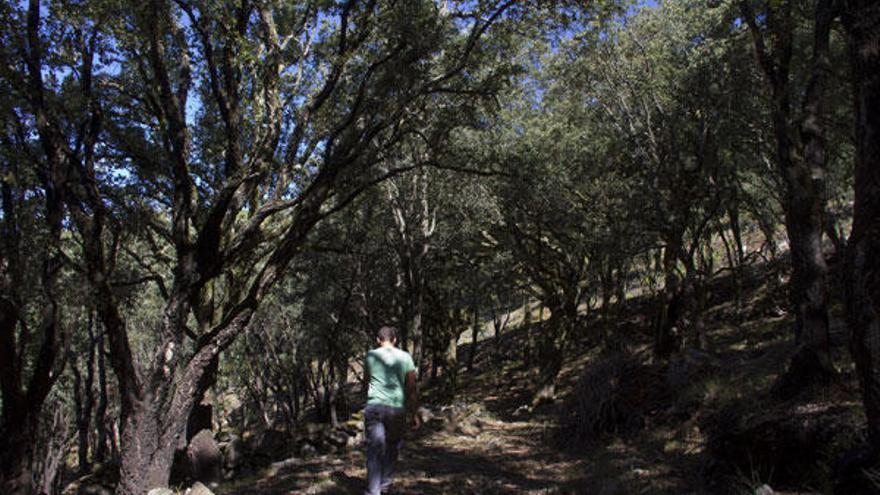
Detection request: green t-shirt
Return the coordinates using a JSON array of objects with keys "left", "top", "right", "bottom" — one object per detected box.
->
[{"left": 366, "top": 346, "right": 415, "bottom": 409}]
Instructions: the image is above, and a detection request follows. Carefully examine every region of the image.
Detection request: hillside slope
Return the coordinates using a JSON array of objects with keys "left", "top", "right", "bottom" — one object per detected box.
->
[{"left": 219, "top": 258, "right": 870, "bottom": 495}]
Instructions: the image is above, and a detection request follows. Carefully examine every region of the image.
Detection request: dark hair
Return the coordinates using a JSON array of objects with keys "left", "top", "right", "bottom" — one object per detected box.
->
[{"left": 376, "top": 325, "right": 398, "bottom": 343}]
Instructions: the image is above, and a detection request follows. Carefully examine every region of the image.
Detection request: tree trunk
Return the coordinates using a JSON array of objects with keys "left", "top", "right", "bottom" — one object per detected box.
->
[
  {"left": 781, "top": 0, "right": 842, "bottom": 388},
  {"left": 521, "top": 299, "right": 532, "bottom": 365},
  {"left": 95, "top": 326, "right": 110, "bottom": 464},
  {"left": 117, "top": 403, "right": 179, "bottom": 494},
  {"left": 430, "top": 348, "right": 440, "bottom": 384},
  {"left": 727, "top": 207, "right": 746, "bottom": 316},
  {"left": 531, "top": 300, "right": 576, "bottom": 406},
  {"left": 442, "top": 328, "right": 458, "bottom": 400},
  {"left": 468, "top": 302, "right": 479, "bottom": 372},
  {"left": 842, "top": 0, "right": 880, "bottom": 449},
  {"left": 531, "top": 311, "right": 568, "bottom": 406},
  {"left": 327, "top": 360, "right": 339, "bottom": 428},
  {"left": 0, "top": 416, "right": 38, "bottom": 495},
  {"left": 73, "top": 312, "right": 97, "bottom": 475},
  {"left": 491, "top": 307, "right": 510, "bottom": 362},
  {"left": 741, "top": 0, "right": 836, "bottom": 389},
  {"left": 655, "top": 244, "right": 682, "bottom": 359},
  {"left": 116, "top": 350, "right": 225, "bottom": 495},
  {"left": 408, "top": 293, "right": 424, "bottom": 377},
  {"left": 601, "top": 262, "right": 614, "bottom": 344},
  {"left": 614, "top": 264, "right": 627, "bottom": 309},
  {"left": 526, "top": 305, "right": 544, "bottom": 367}
]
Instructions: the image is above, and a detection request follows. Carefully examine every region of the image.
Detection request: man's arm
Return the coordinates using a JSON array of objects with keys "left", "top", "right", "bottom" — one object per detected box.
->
[{"left": 405, "top": 370, "right": 420, "bottom": 428}]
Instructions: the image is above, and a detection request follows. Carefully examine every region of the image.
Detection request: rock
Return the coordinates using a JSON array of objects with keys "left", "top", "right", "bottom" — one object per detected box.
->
[
  {"left": 146, "top": 489, "right": 174, "bottom": 495},
  {"left": 304, "top": 422, "right": 328, "bottom": 436},
  {"left": 456, "top": 421, "right": 481, "bottom": 437},
  {"left": 300, "top": 443, "right": 318, "bottom": 458},
  {"left": 754, "top": 484, "right": 774, "bottom": 495},
  {"left": 340, "top": 419, "right": 361, "bottom": 434},
  {"left": 345, "top": 433, "right": 361, "bottom": 450},
  {"left": 271, "top": 456, "right": 303, "bottom": 470},
  {"left": 185, "top": 481, "right": 214, "bottom": 495},
  {"left": 327, "top": 429, "right": 350, "bottom": 447},
  {"left": 513, "top": 404, "right": 532, "bottom": 417},
  {"left": 219, "top": 434, "right": 243, "bottom": 473},
  {"left": 416, "top": 406, "right": 435, "bottom": 423},
  {"left": 187, "top": 429, "right": 222, "bottom": 484}
]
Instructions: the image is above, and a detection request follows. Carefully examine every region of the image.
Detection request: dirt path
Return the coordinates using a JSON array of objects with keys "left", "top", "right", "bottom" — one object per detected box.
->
[{"left": 217, "top": 409, "right": 589, "bottom": 495}]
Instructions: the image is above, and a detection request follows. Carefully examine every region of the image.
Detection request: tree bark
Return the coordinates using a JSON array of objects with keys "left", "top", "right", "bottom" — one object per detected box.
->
[
  {"left": 468, "top": 302, "right": 479, "bottom": 372},
  {"left": 73, "top": 312, "right": 97, "bottom": 475},
  {"left": 442, "top": 326, "right": 459, "bottom": 400},
  {"left": 532, "top": 313, "right": 566, "bottom": 406},
  {"left": 842, "top": 0, "right": 880, "bottom": 449},
  {"left": 94, "top": 326, "right": 110, "bottom": 464},
  {"left": 655, "top": 244, "right": 683, "bottom": 359},
  {"left": 740, "top": 0, "right": 836, "bottom": 386},
  {"left": 531, "top": 299, "right": 576, "bottom": 405}
]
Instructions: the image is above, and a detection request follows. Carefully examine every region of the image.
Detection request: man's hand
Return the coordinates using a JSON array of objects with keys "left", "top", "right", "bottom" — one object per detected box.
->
[{"left": 410, "top": 413, "right": 422, "bottom": 431}]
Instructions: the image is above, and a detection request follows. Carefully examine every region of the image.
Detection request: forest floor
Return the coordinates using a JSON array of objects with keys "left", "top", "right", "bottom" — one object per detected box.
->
[{"left": 217, "top": 257, "right": 868, "bottom": 495}]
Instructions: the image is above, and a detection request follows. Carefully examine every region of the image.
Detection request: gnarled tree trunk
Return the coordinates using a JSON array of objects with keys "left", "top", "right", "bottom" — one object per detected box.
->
[
  {"left": 740, "top": 0, "right": 837, "bottom": 388},
  {"left": 532, "top": 298, "right": 577, "bottom": 406}
]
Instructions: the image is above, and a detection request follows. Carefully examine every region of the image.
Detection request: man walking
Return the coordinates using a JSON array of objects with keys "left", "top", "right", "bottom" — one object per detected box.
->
[{"left": 363, "top": 326, "right": 420, "bottom": 495}]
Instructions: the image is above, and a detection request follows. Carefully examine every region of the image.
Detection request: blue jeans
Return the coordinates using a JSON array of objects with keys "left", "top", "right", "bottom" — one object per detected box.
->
[{"left": 364, "top": 403, "right": 406, "bottom": 495}]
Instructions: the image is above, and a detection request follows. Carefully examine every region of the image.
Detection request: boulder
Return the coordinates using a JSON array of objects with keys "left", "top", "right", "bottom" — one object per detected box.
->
[
  {"left": 299, "top": 443, "right": 318, "bottom": 458},
  {"left": 345, "top": 434, "right": 360, "bottom": 450},
  {"left": 219, "top": 434, "right": 244, "bottom": 475},
  {"left": 185, "top": 481, "right": 214, "bottom": 495},
  {"left": 754, "top": 485, "right": 774, "bottom": 495},
  {"left": 327, "top": 429, "right": 350, "bottom": 448},
  {"left": 416, "top": 406, "right": 435, "bottom": 424},
  {"left": 187, "top": 429, "right": 222, "bottom": 484},
  {"left": 146, "top": 489, "right": 174, "bottom": 495}
]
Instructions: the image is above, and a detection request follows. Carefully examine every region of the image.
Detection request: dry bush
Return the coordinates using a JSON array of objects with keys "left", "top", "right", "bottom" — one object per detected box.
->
[{"left": 557, "top": 351, "right": 666, "bottom": 448}]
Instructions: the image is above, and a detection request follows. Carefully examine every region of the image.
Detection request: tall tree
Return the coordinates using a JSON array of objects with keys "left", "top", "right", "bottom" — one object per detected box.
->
[
  {"left": 739, "top": 0, "right": 841, "bottom": 383},
  {"left": 2, "top": 0, "right": 521, "bottom": 492},
  {"left": 841, "top": 0, "right": 880, "bottom": 451},
  {"left": 0, "top": 0, "right": 83, "bottom": 489}
]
